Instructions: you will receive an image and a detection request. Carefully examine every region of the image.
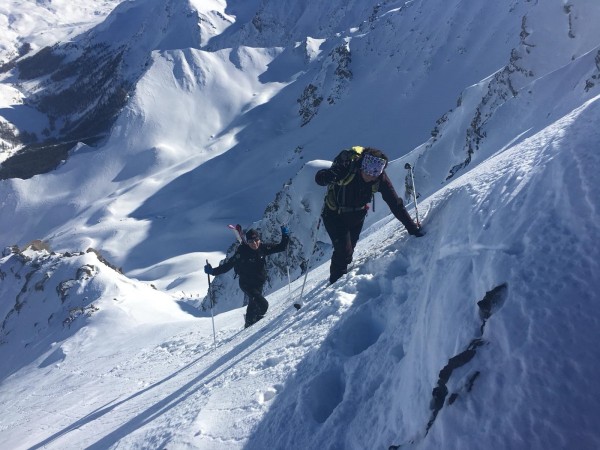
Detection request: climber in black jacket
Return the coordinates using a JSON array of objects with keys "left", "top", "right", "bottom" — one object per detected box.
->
[
  {"left": 205, "top": 226, "right": 289, "bottom": 328},
  {"left": 315, "top": 146, "right": 424, "bottom": 284}
]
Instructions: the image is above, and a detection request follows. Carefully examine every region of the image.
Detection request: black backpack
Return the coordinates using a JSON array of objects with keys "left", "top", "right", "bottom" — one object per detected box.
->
[{"left": 325, "top": 146, "right": 381, "bottom": 212}]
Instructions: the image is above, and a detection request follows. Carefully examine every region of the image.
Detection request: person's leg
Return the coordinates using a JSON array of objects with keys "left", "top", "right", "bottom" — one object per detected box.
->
[
  {"left": 325, "top": 210, "right": 367, "bottom": 283},
  {"left": 252, "top": 286, "right": 269, "bottom": 321},
  {"left": 242, "top": 284, "right": 268, "bottom": 328},
  {"left": 348, "top": 212, "right": 366, "bottom": 253},
  {"left": 323, "top": 211, "right": 353, "bottom": 284}
]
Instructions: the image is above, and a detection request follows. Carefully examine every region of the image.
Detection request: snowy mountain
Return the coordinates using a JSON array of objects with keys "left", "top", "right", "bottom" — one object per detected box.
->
[
  {"left": 0, "top": 0, "right": 123, "bottom": 161},
  {"left": 1, "top": 0, "right": 599, "bottom": 448},
  {"left": 0, "top": 0, "right": 226, "bottom": 177}
]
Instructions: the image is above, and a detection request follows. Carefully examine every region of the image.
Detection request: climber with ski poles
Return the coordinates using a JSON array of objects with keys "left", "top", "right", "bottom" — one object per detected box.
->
[
  {"left": 315, "top": 146, "right": 425, "bottom": 285},
  {"left": 204, "top": 226, "right": 290, "bottom": 328}
]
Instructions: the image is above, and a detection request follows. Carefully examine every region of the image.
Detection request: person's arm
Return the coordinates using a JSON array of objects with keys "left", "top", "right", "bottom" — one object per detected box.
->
[
  {"left": 378, "top": 172, "right": 421, "bottom": 235},
  {"left": 263, "top": 227, "right": 290, "bottom": 255},
  {"left": 315, "top": 151, "right": 353, "bottom": 186},
  {"left": 209, "top": 253, "right": 238, "bottom": 276}
]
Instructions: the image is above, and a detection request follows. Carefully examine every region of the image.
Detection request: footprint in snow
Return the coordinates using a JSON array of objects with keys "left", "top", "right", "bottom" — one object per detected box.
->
[
  {"left": 304, "top": 368, "right": 345, "bottom": 423},
  {"left": 258, "top": 385, "right": 282, "bottom": 404},
  {"left": 259, "top": 355, "right": 285, "bottom": 369},
  {"left": 327, "top": 309, "right": 384, "bottom": 357}
]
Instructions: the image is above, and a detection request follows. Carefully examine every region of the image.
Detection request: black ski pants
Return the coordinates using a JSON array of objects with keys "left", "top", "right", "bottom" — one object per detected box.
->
[
  {"left": 322, "top": 208, "right": 366, "bottom": 284},
  {"left": 239, "top": 280, "right": 268, "bottom": 328}
]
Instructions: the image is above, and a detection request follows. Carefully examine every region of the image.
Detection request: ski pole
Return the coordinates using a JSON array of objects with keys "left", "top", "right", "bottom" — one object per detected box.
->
[
  {"left": 404, "top": 163, "right": 421, "bottom": 227},
  {"left": 284, "top": 186, "right": 292, "bottom": 296},
  {"left": 286, "top": 239, "right": 292, "bottom": 296},
  {"left": 206, "top": 259, "right": 217, "bottom": 348},
  {"left": 295, "top": 212, "right": 323, "bottom": 309}
]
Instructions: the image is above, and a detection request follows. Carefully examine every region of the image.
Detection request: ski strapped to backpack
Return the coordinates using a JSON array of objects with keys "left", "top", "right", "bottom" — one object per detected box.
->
[
  {"left": 228, "top": 224, "right": 245, "bottom": 244},
  {"left": 325, "top": 146, "right": 381, "bottom": 213}
]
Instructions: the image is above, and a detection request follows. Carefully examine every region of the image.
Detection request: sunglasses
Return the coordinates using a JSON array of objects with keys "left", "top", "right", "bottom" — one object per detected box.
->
[{"left": 247, "top": 237, "right": 260, "bottom": 243}]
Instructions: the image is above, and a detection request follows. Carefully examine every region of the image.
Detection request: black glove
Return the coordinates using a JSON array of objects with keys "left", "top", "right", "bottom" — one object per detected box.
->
[
  {"left": 315, "top": 169, "right": 336, "bottom": 186},
  {"left": 411, "top": 227, "right": 426, "bottom": 237},
  {"left": 280, "top": 225, "right": 290, "bottom": 236},
  {"left": 204, "top": 263, "right": 214, "bottom": 275}
]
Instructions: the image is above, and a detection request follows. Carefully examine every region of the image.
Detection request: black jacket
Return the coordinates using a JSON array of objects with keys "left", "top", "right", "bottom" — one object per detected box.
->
[
  {"left": 212, "top": 234, "right": 289, "bottom": 285},
  {"left": 316, "top": 161, "right": 419, "bottom": 235}
]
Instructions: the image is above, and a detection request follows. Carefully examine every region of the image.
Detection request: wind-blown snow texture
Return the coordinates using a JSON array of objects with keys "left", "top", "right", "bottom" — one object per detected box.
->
[{"left": 1, "top": 0, "right": 599, "bottom": 449}]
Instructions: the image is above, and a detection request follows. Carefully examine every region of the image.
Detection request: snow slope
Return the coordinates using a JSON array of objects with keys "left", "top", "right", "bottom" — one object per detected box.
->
[{"left": 1, "top": 92, "right": 598, "bottom": 450}]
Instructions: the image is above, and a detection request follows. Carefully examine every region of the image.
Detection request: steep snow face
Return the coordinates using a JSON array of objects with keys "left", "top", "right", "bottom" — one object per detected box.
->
[
  {"left": 0, "top": 83, "right": 598, "bottom": 450},
  {"left": 243, "top": 93, "right": 600, "bottom": 450},
  {"left": 412, "top": 0, "right": 600, "bottom": 190}
]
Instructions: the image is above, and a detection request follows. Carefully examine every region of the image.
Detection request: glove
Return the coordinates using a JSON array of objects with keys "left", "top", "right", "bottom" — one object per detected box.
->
[
  {"left": 412, "top": 227, "right": 426, "bottom": 238},
  {"left": 281, "top": 225, "right": 289, "bottom": 236},
  {"left": 204, "top": 263, "right": 214, "bottom": 275},
  {"left": 315, "top": 169, "right": 336, "bottom": 186}
]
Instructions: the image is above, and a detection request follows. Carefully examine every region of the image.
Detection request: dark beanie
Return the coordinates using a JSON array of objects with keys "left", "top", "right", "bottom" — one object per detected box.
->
[{"left": 245, "top": 229, "right": 260, "bottom": 241}]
